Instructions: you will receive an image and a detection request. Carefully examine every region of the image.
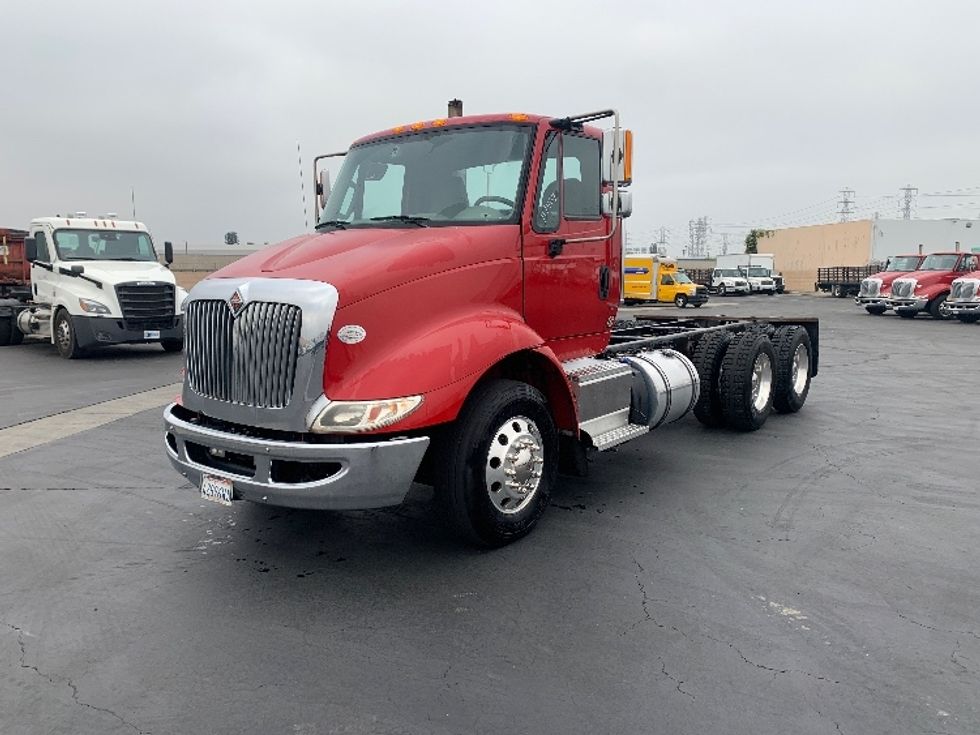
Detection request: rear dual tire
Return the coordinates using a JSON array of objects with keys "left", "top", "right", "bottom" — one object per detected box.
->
[{"left": 0, "top": 316, "right": 24, "bottom": 346}]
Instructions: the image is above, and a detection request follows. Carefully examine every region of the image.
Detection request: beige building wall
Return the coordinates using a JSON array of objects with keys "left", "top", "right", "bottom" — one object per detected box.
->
[
  {"left": 764, "top": 221, "right": 873, "bottom": 292},
  {"left": 165, "top": 253, "right": 254, "bottom": 290}
]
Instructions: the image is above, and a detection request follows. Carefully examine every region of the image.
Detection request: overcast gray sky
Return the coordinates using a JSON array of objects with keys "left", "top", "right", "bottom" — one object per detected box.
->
[{"left": 3, "top": 0, "right": 980, "bottom": 255}]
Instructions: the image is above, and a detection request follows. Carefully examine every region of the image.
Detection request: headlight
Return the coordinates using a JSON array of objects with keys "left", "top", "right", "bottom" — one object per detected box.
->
[
  {"left": 310, "top": 396, "right": 423, "bottom": 434},
  {"left": 79, "top": 298, "right": 110, "bottom": 315},
  {"left": 176, "top": 287, "right": 189, "bottom": 313}
]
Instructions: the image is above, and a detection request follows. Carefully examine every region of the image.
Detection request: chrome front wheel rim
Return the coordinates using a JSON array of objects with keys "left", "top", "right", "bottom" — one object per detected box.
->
[
  {"left": 791, "top": 343, "right": 809, "bottom": 396},
  {"left": 485, "top": 415, "right": 544, "bottom": 515},
  {"left": 56, "top": 318, "right": 71, "bottom": 350},
  {"left": 751, "top": 352, "right": 773, "bottom": 412}
]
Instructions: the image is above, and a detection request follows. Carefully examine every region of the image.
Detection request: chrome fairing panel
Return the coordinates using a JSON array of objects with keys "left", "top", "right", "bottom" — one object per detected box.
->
[{"left": 181, "top": 277, "right": 338, "bottom": 432}]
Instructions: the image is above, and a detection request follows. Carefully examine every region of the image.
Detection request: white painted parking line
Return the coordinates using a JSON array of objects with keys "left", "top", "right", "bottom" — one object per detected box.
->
[{"left": 0, "top": 383, "right": 180, "bottom": 459}]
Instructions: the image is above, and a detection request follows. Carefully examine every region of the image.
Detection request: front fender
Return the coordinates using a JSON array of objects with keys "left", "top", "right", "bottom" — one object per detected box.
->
[{"left": 325, "top": 304, "right": 548, "bottom": 401}]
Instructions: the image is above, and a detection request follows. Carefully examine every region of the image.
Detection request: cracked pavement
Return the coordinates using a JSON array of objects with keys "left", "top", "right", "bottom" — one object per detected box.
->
[{"left": 1, "top": 296, "right": 978, "bottom": 734}]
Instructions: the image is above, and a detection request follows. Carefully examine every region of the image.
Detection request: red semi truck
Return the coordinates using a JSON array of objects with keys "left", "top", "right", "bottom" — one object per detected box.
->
[
  {"left": 946, "top": 268, "right": 980, "bottom": 323},
  {"left": 888, "top": 251, "right": 979, "bottom": 319},
  {"left": 854, "top": 253, "right": 924, "bottom": 315},
  {"left": 163, "top": 108, "right": 820, "bottom": 546}
]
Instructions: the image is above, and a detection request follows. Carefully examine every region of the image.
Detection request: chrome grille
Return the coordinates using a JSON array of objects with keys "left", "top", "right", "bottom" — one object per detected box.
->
[
  {"left": 892, "top": 281, "right": 913, "bottom": 298},
  {"left": 859, "top": 279, "right": 880, "bottom": 297},
  {"left": 951, "top": 282, "right": 965, "bottom": 300},
  {"left": 185, "top": 300, "right": 302, "bottom": 409},
  {"left": 952, "top": 281, "right": 978, "bottom": 301}
]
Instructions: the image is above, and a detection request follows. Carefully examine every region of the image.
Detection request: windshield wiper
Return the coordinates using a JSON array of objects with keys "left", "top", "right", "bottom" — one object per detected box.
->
[
  {"left": 368, "top": 215, "right": 430, "bottom": 227},
  {"left": 315, "top": 220, "right": 349, "bottom": 230}
]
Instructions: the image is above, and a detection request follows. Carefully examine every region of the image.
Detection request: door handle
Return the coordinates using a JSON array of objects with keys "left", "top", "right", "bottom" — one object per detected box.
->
[{"left": 598, "top": 265, "right": 611, "bottom": 299}]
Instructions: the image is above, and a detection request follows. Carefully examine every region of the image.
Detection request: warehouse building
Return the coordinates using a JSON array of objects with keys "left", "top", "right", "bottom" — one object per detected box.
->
[{"left": 763, "top": 219, "right": 980, "bottom": 293}]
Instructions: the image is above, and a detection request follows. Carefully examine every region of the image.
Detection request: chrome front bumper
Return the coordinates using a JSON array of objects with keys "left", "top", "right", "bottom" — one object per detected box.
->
[
  {"left": 163, "top": 403, "right": 429, "bottom": 510},
  {"left": 855, "top": 296, "right": 889, "bottom": 306},
  {"left": 890, "top": 297, "right": 928, "bottom": 312},
  {"left": 945, "top": 301, "right": 980, "bottom": 313}
]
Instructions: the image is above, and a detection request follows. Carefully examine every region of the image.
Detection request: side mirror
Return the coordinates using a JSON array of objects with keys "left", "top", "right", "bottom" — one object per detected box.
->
[
  {"left": 25, "top": 236, "right": 37, "bottom": 262},
  {"left": 164, "top": 241, "right": 174, "bottom": 266},
  {"left": 70, "top": 264, "right": 85, "bottom": 274},
  {"left": 602, "top": 190, "right": 633, "bottom": 218}
]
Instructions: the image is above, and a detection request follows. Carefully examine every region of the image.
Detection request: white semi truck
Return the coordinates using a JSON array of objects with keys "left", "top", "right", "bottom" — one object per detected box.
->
[{"left": 0, "top": 216, "right": 187, "bottom": 358}]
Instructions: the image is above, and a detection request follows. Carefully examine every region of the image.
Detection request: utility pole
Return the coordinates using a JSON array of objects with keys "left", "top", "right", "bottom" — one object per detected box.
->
[
  {"left": 899, "top": 185, "right": 918, "bottom": 220},
  {"left": 297, "top": 142, "right": 309, "bottom": 230},
  {"left": 131, "top": 187, "right": 136, "bottom": 219},
  {"left": 838, "top": 189, "right": 855, "bottom": 222},
  {"left": 687, "top": 217, "right": 709, "bottom": 258}
]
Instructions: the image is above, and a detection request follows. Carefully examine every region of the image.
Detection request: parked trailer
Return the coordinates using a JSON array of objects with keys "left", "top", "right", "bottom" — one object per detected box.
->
[
  {"left": 815, "top": 265, "right": 882, "bottom": 297},
  {"left": 163, "top": 107, "right": 819, "bottom": 547}
]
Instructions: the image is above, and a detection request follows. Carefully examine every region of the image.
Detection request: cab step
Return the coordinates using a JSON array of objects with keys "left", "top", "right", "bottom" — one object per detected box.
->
[{"left": 591, "top": 423, "right": 649, "bottom": 451}]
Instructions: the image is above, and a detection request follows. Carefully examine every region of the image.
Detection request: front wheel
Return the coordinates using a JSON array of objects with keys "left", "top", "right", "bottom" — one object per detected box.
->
[
  {"left": 54, "top": 310, "right": 85, "bottom": 359},
  {"left": 674, "top": 294, "right": 688, "bottom": 308},
  {"left": 434, "top": 379, "right": 558, "bottom": 547},
  {"left": 865, "top": 305, "right": 887, "bottom": 315},
  {"left": 897, "top": 310, "right": 917, "bottom": 319},
  {"left": 161, "top": 339, "right": 184, "bottom": 353},
  {"left": 957, "top": 313, "right": 980, "bottom": 324},
  {"left": 929, "top": 294, "right": 952, "bottom": 320}
]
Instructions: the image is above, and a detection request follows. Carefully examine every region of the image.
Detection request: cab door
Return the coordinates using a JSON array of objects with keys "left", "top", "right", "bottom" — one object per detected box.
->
[
  {"left": 522, "top": 130, "right": 616, "bottom": 349},
  {"left": 28, "top": 227, "right": 57, "bottom": 305}
]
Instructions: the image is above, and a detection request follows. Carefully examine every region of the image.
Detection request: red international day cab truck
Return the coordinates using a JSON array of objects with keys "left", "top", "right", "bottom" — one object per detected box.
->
[{"left": 164, "top": 107, "right": 820, "bottom": 546}]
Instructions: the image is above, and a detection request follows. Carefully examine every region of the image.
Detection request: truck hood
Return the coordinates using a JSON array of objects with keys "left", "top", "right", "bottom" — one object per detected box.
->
[
  {"left": 873, "top": 270, "right": 918, "bottom": 287},
  {"left": 895, "top": 270, "right": 955, "bottom": 287},
  {"left": 211, "top": 226, "right": 513, "bottom": 307},
  {"left": 70, "top": 260, "right": 176, "bottom": 287}
]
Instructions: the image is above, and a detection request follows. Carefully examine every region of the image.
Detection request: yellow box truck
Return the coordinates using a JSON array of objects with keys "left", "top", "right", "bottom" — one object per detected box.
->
[{"left": 623, "top": 256, "right": 708, "bottom": 308}]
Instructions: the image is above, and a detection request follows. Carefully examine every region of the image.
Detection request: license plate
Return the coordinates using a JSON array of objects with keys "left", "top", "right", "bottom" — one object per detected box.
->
[
  {"left": 144, "top": 330, "right": 161, "bottom": 339},
  {"left": 200, "top": 474, "right": 233, "bottom": 506}
]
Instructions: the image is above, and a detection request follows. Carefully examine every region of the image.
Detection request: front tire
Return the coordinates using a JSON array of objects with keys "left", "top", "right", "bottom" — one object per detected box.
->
[
  {"left": 434, "top": 379, "right": 558, "bottom": 547},
  {"left": 674, "top": 294, "right": 688, "bottom": 308},
  {"left": 865, "top": 305, "right": 887, "bottom": 315},
  {"left": 54, "top": 309, "right": 85, "bottom": 359},
  {"left": 929, "top": 294, "right": 952, "bottom": 320},
  {"left": 161, "top": 339, "right": 184, "bottom": 352},
  {"left": 719, "top": 331, "right": 776, "bottom": 432},
  {"left": 897, "top": 310, "right": 917, "bottom": 319},
  {"left": 957, "top": 313, "right": 980, "bottom": 324}
]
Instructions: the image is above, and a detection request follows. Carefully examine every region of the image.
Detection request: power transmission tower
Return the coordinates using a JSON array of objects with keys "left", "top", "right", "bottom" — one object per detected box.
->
[
  {"left": 838, "top": 189, "right": 855, "bottom": 222},
  {"left": 899, "top": 185, "right": 918, "bottom": 220},
  {"left": 655, "top": 227, "right": 669, "bottom": 256},
  {"left": 687, "top": 217, "right": 710, "bottom": 258},
  {"left": 721, "top": 233, "right": 730, "bottom": 255}
]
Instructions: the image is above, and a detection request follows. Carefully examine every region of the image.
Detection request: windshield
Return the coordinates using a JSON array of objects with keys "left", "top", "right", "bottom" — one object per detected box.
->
[
  {"left": 920, "top": 254, "right": 961, "bottom": 270},
  {"left": 54, "top": 229, "right": 157, "bottom": 262},
  {"left": 743, "top": 266, "right": 771, "bottom": 277},
  {"left": 319, "top": 125, "right": 533, "bottom": 228},
  {"left": 887, "top": 256, "right": 921, "bottom": 271},
  {"left": 718, "top": 269, "right": 741, "bottom": 278},
  {"left": 674, "top": 272, "right": 692, "bottom": 284}
]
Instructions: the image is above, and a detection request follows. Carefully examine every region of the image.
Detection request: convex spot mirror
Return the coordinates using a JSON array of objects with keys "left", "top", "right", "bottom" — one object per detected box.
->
[
  {"left": 602, "top": 190, "right": 632, "bottom": 218},
  {"left": 25, "top": 236, "right": 37, "bottom": 262}
]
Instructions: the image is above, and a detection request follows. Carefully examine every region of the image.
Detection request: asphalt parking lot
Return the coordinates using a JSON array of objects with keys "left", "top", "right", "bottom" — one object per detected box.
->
[{"left": 2, "top": 293, "right": 978, "bottom": 735}]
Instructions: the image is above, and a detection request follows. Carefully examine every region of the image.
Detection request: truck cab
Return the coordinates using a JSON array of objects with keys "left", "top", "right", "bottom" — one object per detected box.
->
[
  {"left": 889, "top": 251, "right": 979, "bottom": 319},
  {"left": 854, "top": 253, "right": 923, "bottom": 315},
  {"left": 623, "top": 255, "right": 708, "bottom": 307},
  {"left": 0, "top": 216, "right": 188, "bottom": 357},
  {"left": 710, "top": 268, "right": 750, "bottom": 296},
  {"left": 740, "top": 265, "right": 777, "bottom": 295}
]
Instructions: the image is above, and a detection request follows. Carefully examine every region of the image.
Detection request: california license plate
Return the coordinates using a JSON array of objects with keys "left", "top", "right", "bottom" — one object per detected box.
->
[
  {"left": 200, "top": 474, "right": 233, "bottom": 506},
  {"left": 144, "top": 330, "right": 161, "bottom": 339}
]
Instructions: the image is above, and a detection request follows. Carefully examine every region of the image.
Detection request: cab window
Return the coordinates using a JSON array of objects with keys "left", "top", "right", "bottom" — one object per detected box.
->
[
  {"left": 533, "top": 133, "right": 560, "bottom": 232},
  {"left": 33, "top": 231, "right": 51, "bottom": 261},
  {"left": 661, "top": 274, "right": 674, "bottom": 285},
  {"left": 561, "top": 135, "right": 600, "bottom": 220}
]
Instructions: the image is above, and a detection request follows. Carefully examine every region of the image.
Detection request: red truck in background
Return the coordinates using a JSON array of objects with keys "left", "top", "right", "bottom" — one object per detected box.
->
[
  {"left": 889, "top": 251, "right": 979, "bottom": 319},
  {"left": 163, "top": 107, "right": 820, "bottom": 546},
  {"left": 945, "top": 268, "right": 980, "bottom": 323},
  {"left": 854, "top": 253, "right": 924, "bottom": 315}
]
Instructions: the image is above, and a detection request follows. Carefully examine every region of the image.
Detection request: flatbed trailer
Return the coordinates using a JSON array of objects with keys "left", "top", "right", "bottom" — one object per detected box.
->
[{"left": 815, "top": 265, "right": 882, "bottom": 297}]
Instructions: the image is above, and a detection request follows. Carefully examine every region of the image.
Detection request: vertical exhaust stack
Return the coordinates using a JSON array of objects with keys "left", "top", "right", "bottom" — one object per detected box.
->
[
  {"left": 918, "top": 243, "right": 924, "bottom": 255},
  {"left": 955, "top": 241, "right": 961, "bottom": 252},
  {"left": 448, "top": 99, "right": 463, "bottom": 118}
]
